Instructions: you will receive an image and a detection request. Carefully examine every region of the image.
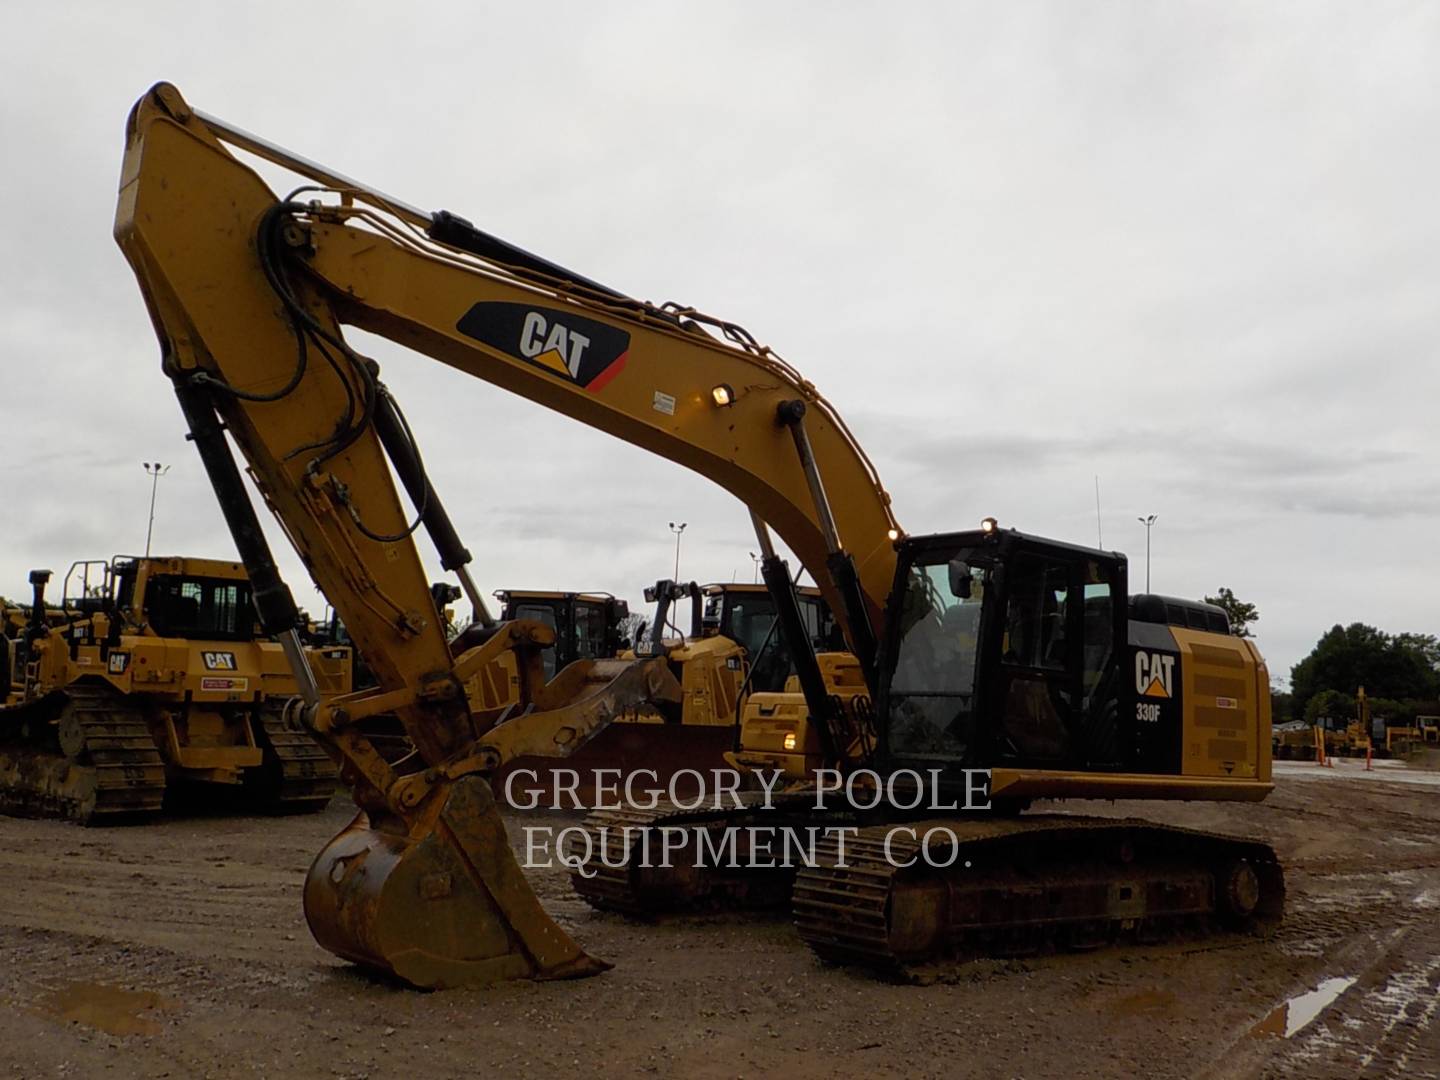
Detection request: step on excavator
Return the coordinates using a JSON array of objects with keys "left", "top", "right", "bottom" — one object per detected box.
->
[
  {"left": 0, "top": 556, "right": 349, "bottom": 822},
  {"left": 114, "top": 82, "right": 1283, "bottom": 988}
]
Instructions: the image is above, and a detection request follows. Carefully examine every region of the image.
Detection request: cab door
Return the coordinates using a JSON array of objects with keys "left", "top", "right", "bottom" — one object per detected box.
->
[{"left": 992, "top": 549, "right": 1122, "bottom": 768}]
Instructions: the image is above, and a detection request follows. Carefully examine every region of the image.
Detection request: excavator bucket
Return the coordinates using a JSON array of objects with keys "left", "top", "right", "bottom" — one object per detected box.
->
[
  {"left": 302, "top": 653, "right": 682, "bottom": 988},
  {"left": 305, "top": 776, "right": 609, "bottom": 989}
]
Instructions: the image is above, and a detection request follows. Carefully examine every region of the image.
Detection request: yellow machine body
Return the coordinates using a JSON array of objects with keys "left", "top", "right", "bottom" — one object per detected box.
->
[
  {"left": 0, "top": 556, "right": 347, "bottom": 820},
  {"left": 112, "top": 83, "right": 1280, "bottom": 988}
]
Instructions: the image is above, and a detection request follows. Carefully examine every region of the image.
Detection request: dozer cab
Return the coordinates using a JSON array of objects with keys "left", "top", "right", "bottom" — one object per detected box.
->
[
  {"left": 495, "top": 590, "right": 631, "bottom": 680},
  {"left": 0, "top": 556, "right": 347, "bottom": 822},
  {"left": 489, "top": 588, "right": 674, "bottom": 805},
  {"left": 697, "top": 582, "right": 835, "bottom": 692}
]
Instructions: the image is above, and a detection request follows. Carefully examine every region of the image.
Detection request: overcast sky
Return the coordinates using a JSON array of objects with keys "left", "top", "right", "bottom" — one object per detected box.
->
[{"left": 3, "top": 2, "right": 1437, "bottom": 684}]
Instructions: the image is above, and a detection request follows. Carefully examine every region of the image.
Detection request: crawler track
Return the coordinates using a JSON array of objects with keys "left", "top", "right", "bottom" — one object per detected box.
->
[
  {"left": 567, "top": 792, "right": 821, "bottom": 915},
  {"left": 570, "top": 798, "right": 1285, "bottom": 978},
  {"left": 793, "top": 816, "right": 1284, "bottom": 979},
  {"left": 250, "top": 710, "right": 337, "bottom": 813},
  {"left": 0, "top": 682, "right": 166, "bottom": 824}
]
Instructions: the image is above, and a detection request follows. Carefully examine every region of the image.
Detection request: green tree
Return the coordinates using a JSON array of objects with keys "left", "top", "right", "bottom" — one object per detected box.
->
[
  {"left": 1394, "top": 632, "right": 1440, "bottom": 671},
  {"left": 1304, "top": 687, "right": 1353, "bottom": 727},
  {"left": 1290, "top": 623, "right": 1440, "bottom": 721},
  {"left": 1203, "top": 587, "right": 1259, "bottom": 637},
  {"left": 1269, "top": 685, "right": 1294, "bottom": 723}
]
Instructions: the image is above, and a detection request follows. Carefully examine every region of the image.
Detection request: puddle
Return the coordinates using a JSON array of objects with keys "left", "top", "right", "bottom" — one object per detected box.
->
[
  {"left": 1250, "top": 976, "right": 1357, "bottom": 1039},
  {"left": 35, "top": 981, "right": 176, "bottom": 1037}
]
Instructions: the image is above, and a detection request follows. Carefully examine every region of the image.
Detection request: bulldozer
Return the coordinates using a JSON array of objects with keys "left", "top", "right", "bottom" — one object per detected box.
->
[
  {"left": 0, "top": 556, "right": 348, "bottom": 822},
  {"left": 1271, "top": 719, "right": 1318, "bottom": 761},
  {"left": 315, "top": 582, "right": 752, "bottom": 803},
  {"left": 113, "top": 83, "right": 1283, "bottom": 988},
  {"left": 487, "top": 582, "right": 822, "bottom": 804},
  {"left": 405, "top": 581, "right": 832, "bottom": 806},
  {"left": 494, "top": 589, "right": 633, "bottom": 681}
]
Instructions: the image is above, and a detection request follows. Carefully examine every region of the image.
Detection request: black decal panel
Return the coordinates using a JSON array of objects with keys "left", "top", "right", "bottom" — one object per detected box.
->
[
  {"left": 455, "top": 302, "right": 630, "bottom": 390},
  {"left": 1128, "top": 622, "right": 1183, "bottom": 775}
]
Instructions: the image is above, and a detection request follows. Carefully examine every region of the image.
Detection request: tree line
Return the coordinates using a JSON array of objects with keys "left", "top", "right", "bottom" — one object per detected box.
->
[
  {"left": 1204, "top": 588, "right": 1439, "bottom": 725},
  {"left": 1283, "top": 623, "right": 1440, "bottom": 725}
]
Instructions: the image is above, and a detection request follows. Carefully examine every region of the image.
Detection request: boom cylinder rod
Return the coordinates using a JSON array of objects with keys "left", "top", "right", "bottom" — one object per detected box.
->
[
  {"left": 193, "top": 109, "right": 434, "bottom": 229},
  {"left": 277, "top": 629, "right": 323, "bottom": 706},
  {"left": 749, "top": 510, "right": 778, "bottom": 561},
  {"left": 172, "top": 376, "right": 321, "bottom": 705},
  {"left": 372, "top": 385, "right": 494, "bottom": 629},
  {"left": 453, "top": 566, "right": 492, "bottom": 631},
  {"left": 750, "top": 514, "right": 841, "bottom": 764},
  {"left": 776, "top": 401, "right": 842, "bottom": 553},
  {"left": 775, "top": 402, "right": 879, "bottom": 686}
]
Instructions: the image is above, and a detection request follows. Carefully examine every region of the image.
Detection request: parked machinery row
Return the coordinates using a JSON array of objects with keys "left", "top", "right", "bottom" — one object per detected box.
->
[{"left": 0, "top": 556, "right": 346, "bottom": 823}]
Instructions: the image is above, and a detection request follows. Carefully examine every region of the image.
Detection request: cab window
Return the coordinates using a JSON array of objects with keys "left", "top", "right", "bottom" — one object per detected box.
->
[
  {"left": 515, "top": 603, "right": 560, "bottom": 680},
  {"left": 573, "top": 603, "right": 609, "bottom": 659},
  {"left": 1002, "top": 561, "right": 1069, "bottom": 671},
  {"left": 145, "top": 576, "right": 256, "bottom": 641}
]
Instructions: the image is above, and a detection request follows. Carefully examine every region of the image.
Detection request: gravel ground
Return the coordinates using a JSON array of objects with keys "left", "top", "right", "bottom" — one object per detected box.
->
[{"left": 1, "top": 758, "right": 1437, "bottom": 1079}]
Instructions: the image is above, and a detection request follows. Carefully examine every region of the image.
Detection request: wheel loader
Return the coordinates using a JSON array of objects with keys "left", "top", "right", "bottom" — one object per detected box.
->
[
  {"left": 0, "top": 556, "right": 347, "bottom": 823},
  {"left": 113, "top": 83, "right": 1283, "bottom": 988}
]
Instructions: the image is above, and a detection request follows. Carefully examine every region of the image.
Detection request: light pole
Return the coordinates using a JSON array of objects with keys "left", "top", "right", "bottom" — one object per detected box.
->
[
  {"left": 143, "top": 462, "right": 171, "bottom": 558},
  {"left": 1137, "top": 514, "right": 1157, "bottom": 592},
  {"left": 749, "top": 551, "right": 761, "bottom": 583},
  {"left": 668, "top": 521, "right": 687, "bottom": 581}
]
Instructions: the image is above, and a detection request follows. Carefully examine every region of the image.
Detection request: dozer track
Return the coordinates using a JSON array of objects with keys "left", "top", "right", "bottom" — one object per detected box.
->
[
  {"left": 0, "top": 682, "right": 166, "bottom": 824},
  {"left": 792, "top": 816, "right": 1284, "bottom": 980},
  {"left": 567, "top": 792, "right": 818, "bottom": 915},
  {"left": 250, "top": 710, "right": 338, "bottom": 813}
]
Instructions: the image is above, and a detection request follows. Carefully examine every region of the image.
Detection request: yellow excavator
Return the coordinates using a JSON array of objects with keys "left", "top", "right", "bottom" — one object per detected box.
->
[{"left": 114, "top": 83, "right": 1281, "bottom": 988}]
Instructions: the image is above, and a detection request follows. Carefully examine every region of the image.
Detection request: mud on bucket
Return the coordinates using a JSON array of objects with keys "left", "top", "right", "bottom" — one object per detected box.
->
[{"left": 303, "top": 774, "right": 610, "bottom": 988}]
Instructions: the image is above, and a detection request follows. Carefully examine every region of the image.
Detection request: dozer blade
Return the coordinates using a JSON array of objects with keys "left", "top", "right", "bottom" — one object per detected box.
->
[{"left": 304, "top": 774, "right": 609, "bottom": 989}]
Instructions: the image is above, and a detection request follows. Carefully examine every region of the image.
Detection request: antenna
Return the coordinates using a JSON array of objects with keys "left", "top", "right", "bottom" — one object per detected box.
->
[{"left": 1094, "top": 475, "right": 1103, "bottom": 548}]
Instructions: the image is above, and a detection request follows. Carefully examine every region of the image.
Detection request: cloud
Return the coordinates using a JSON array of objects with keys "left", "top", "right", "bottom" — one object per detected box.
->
[{"left": 2, "top": 1, "right": 1438, "bottom": 682}]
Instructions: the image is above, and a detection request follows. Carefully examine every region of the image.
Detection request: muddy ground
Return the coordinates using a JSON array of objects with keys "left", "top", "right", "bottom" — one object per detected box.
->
[{"left": 1, "top": 759, "right": 1437, "bottom": 1079}]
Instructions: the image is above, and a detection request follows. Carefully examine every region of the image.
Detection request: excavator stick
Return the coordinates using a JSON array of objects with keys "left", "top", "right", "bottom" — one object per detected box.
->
[
  {"left": 305, "top": 778, "right": 609, "bottom": 988},
  {"left": 113, "top": 83, "right": 689, "bottom": 988}
]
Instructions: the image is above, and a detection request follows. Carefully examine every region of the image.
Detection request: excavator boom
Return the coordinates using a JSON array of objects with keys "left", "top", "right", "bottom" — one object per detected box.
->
[{"left": 114, "top": 83, "right": 898, "bottom": 987}]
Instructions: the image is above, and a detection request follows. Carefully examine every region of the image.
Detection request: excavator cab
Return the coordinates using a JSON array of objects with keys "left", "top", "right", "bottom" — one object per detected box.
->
[
  {"left": 876, "top": 525, "right": 1270, "bottom": 801},
  {"left": 880, "top": 528, "right": 1127, "bottom": 778}
]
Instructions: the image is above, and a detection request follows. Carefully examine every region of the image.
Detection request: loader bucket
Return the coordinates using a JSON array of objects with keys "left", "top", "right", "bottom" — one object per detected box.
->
[{"left": 304, "top": 775, "right": 609, "bottom": 989}]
